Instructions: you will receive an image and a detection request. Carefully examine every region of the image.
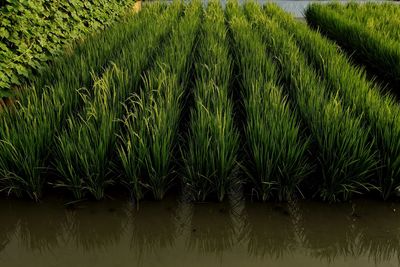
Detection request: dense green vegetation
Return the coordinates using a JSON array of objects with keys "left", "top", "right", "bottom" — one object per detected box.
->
[
  {"left": 119, "top": 0, "right": 201, "bottom": 201},
  {"left": 53, "top": 2, "right": 180, "bottom": 201},
  {"left": 0, "top": 3, "right": 165, "bottom": 201},
  {"left": 305, "top": 3, "right": 400, "bottom": 90},
  {"left": 182, "top": 1, "right": 239, "bottom": 202},
  {"left": 245, "top": 2, "right": 377, "bottom": 202},
  {"left": 1, "top": 1, "right": 400, "bottom": 203},
  {"left": 0, "top": 0, "right": 133, "bottom": 97},
  {"left": 265, "top": 3, "right": 400, "bottom": 199},
  {"left": 226, "top": 1, "right": 311, "bottom": 201}
]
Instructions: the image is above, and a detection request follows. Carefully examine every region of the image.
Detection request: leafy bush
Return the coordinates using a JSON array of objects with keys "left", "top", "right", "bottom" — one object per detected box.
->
[
  {"left": 0, "top": 1, "right": 147, "bottom": 201},
  {"left": 0, "top": 0, "right": 132, "bottom": 97}
]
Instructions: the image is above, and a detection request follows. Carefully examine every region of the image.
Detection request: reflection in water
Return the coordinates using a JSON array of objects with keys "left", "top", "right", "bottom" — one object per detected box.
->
[
  {"left": 129, "top": 197, "right": 180, "bottom": 259},
  {"left": 67, "top": 200, "right": 129, "bottom": 251},
  {"left": 352, "top": 200, "right": 400, "bottom": 264},
  {"left": 295, "top": 200, "right": 400, "bottom": 265},
  {"left": 243, "top": 202, "right": 297, "bottom": 259},
  {"left": 295, "top": 201, "right": 357, "bottom": 262},
  {"left": 187, "top": 201, "right": 237, "bottom": 256},
  {"left": 0, "top": 201, "right": 18, "bottom": 253},
  {"left": 16, "top": 199, "right": 67, "bottom": 252},
  {"left": 0, "top": 196, "right": 400, "bottom": 266}
]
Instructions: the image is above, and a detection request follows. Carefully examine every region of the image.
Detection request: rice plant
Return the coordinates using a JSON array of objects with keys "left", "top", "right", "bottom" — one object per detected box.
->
[
  {"left": 0, "top": 6, "right": 160, "bottom": 201},
  {"left": 182, "top": 0, "right": 240, "bottom": 202},
  {"left": 264, "top": 3, "right": 400, "bottom": 199},
  {"left": 244, "top": 2, "right": 377, "bottom": 202},
  {"left": 52, "top": 2, "right": 182, "bottom": 200},
  {"left": 118, "top": 0, "right": 201, "bottom": 201},
  {"left": 326, "top": 3, "right": 400, "bottom": 42},
  {"left": 305, "top": 4, "right": 400, "bottom": 90},
  {"left": 226, "top": 0, "right": 311, "bottom": 201}
]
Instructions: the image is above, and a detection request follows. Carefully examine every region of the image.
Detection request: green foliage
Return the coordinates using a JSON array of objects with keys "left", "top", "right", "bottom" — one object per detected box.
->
[
  {"left": 0, "top": 0, "right": 132, "bottom": 96},
  {"left": 326, "top": 3, "right": 400, "bottom": 43},
  {"left": 1, "top": 1, "right": 398, "bottom": 203},
  {"left": 0, "top": 4, "right": 155, "bottom": 201},
  {"left": 119, "top": 0, "right": 201, "bottom": 201},
  {"left": 226, "top": 0, "right": 312, "bottom": 201},
  {"left": 182, "top": 0, "right": 240, "bottom": 202},
  {"left": 244, "top": 2, "right": 377, "bottom": 202},
  {"left": 52, "top": 3, "right": 174, "bottom": 201},
  {"left": 305, "top": 4, "right": 400, "bottom": 90},
  {"left": 265, "top": 3, "right": 400, "bottom": 199}
]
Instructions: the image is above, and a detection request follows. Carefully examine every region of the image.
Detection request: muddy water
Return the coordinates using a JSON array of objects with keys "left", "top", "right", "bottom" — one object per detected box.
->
[{"left": 0, "top": 196, "right": 399, "bottom": 267}]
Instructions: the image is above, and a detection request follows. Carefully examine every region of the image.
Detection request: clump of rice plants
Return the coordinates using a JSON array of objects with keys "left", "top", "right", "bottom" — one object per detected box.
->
[
  {"left": 264, "top": 3, "right": 400, "bottom": 199},
  {"left": 326, "top": 3, "right": 400, "bottom": 43},
  {"left": 52, "top": 2, "right": 183, "bottom": 200},
  {"left": 182, "top": 0, "right": 240, "bottom": 202},
  {"left": 244, "top": 2, "right": 377, "bottom": 202},
  {"left": 305, "top": 4, "right": 400, "bottom": 90},
  {"left": 0, "top": 4, "right": 163, "bottom": 201},
  {"left": 226, "top": 0, "right": 311, "bottom": 201},
  {"left": 118, "top": 0, "right": 202, "bottom": 201}
]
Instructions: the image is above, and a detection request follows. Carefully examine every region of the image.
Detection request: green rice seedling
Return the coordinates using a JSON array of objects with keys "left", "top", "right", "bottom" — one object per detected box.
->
[
  {"left": 53, "top": 2, "right": 183, "bottom": 200},
  {"left": 305, "top": 4, "right": 400, "bottom": 90},
  {"left": 244, "top": 2, "right": 377, "bottom": 202},
  {"left": 326, "top": 3, "right": 400, "bottom": 42},
  {"left": 0, "top": 5, "right": 164, "bottom": 201},
  {"left": 182, "top": 0, "right": 240, "bottom": 202},
  {"left": 53, "top": 69, "right": 121, "bottom": 200},
  {"left": 226, "top": 0, "right": 311, "bottom": 201},
  {"left": 264, "top": 3, "right": 400, "bottom": 199},
  {"left": 118, "top": 0, "right": 201, "bottom": 201},
  {"left": 0, "top": 92, "right": 62, "bottom": 200}
]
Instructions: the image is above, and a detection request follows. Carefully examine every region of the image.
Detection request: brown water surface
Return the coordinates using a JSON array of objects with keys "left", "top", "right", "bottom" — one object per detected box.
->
[{"left": 0, "top": 196, "right": 399, "bottom": 267}]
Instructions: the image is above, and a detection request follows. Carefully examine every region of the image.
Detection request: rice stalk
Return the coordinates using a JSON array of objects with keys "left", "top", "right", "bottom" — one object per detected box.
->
[
  {"left": 244, "top": 2, "right": 377, "bottom": 202},
  {"left": 182, "top": 0, "right": 240, "bottom": 202},
  {"left": 226, "top": 0, "right": 311, "bottom": 201}
]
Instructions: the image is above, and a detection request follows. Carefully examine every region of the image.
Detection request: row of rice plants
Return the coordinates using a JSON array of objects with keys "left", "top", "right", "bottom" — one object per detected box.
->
[
  {"left": 225, "top": 1, "right": 311, "bottom": 201},
  {"left": 52, "top": 2, "right": 184, "bottom": 201},
  {"left": 119, "top": 0, "right": 202, "bottom": 201},
  {"left": 326, "top": 3, "right": 400, "bottom": 42},
  {"left": 244, "top": 2, "right": 378, "bottom": 202},
  {"left": 264, "top": 4, "right": 400, "bottom": 199},
  {"left": 29, "top": 4, "right": 166, "bottom": 98},
  {"left": 305, "top": 4, "right": 400, "bottom": 90},
  {"left": 0, "top": 5, "right": 165, "bottom": 201},
  {"left": 182, "top": 0, "right": 240, "bottom": 202}
]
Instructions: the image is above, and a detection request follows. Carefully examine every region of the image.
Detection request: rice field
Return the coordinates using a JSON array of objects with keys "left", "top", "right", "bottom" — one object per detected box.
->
[
  {"left": 1, "top": 0, "right": 400, "bottom": 203},
  {"left": 305, "top": 3, "right": 400, "bottom": 90}
]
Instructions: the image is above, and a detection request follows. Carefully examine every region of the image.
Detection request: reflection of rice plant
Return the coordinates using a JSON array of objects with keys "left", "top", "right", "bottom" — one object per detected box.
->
[
  {"left": 68, "top": 201, "right": 129, "bottom": 251},
  {"left": 128, "top": 198, "right": 180, "bottom": 261},
  {"left": 187, "top": 202, "right": 237, "bottom": 255},
  {"left": 243, "top": 203, "right": 297, "bottom": 259}
]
